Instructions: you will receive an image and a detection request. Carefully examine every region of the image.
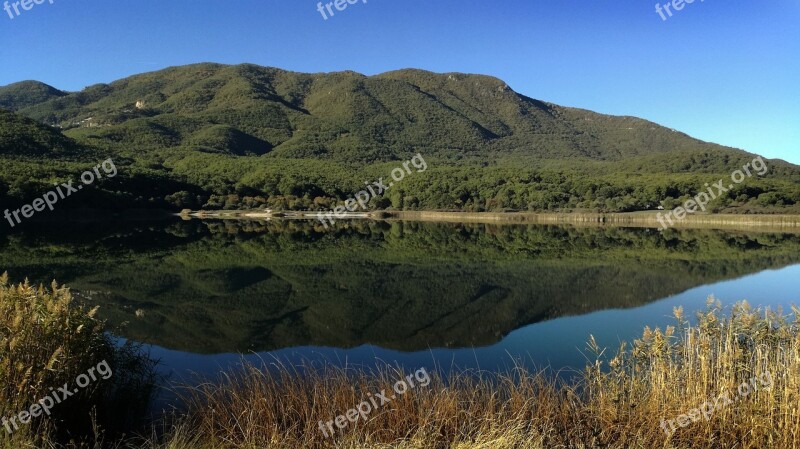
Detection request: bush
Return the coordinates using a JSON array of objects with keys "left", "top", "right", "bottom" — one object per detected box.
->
[{"left": 0, "top": 274, "right": 157, "bottom": 447}]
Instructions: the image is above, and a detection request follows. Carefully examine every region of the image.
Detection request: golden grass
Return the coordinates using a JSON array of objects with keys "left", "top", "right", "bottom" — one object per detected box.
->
[
  {"left": 4, "top": 274, "right": 799, "bottom": 448},
  {"left": 150, "top": 297, "right": 800, "bottom": 449},
  {"left": 0, "top": 274, "right": 113, "bottom": 446},
  {"left": 0, "top": 274, "right": 155, "bottom": 448}
]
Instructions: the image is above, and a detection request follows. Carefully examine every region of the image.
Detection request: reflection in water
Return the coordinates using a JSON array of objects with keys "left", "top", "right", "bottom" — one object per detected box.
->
[{"left": 2, "top": 219, "right": 800, "bottom": 358}]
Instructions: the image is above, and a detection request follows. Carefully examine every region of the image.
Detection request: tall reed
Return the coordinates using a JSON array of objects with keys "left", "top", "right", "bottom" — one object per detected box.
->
[
  {"left": 151, "top": 297, "right": 800, "bottom": 449},
  {"left": 4, "top": 274, "right": 798, "bottom": 448},
  {"left": 0, "top": 274, "right": 156, "bottom": 448}
]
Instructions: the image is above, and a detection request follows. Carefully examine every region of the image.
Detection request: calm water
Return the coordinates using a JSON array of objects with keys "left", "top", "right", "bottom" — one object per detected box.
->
[{"left": 2, "top": 218, "right": 800, "bottom": 382}]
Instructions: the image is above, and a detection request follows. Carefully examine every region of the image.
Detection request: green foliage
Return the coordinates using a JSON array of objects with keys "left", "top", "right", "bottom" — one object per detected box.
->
[
  {"left": 0, "top": 81, "right": 66, "bottom": 111},
  {"left": 1, "top": 63, "right": 799, "bottom": 213},
  {"left": 0, "top": 109, "right": 85, "bottom": 157}
]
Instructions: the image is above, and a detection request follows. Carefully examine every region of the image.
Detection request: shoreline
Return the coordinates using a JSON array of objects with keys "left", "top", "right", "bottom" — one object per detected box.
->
[{"left": 180, "top": 209, "right": 800, "bottom": 232}]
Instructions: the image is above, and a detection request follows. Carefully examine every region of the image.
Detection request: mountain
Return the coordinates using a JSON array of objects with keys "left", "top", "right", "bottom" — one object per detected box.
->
[
  {"left": 7, "top": 63, "right": 755, "bottom": 161},
  {"left": 0, "top": 81, "right": 66, "bottom": 111},
  {"left": 0, "top": 63, "right": 798, "bottom": 214}
]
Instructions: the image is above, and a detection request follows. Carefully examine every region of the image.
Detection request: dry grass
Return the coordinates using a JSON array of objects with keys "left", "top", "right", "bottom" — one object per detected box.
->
[
  {"left": 0, "top": 274, "right": 156, "bottom": 448},
  {"left": 0, "top": 274, "right": 110, "bottom": 405},
  {"left": 150, "top": 297, "right": 800, "bottom": 449},
  {"left": 0, "top": 274, "right": 112, "bottom": 446},
  {"left": 4, "top": 275, "right": 799, "bottom": 448}
]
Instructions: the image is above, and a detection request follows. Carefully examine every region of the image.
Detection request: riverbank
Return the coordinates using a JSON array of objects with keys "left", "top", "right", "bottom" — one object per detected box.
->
[
  {"left": 388, "top": 210, "right": 800, "bottom": 229},
  {"left": 107, "top": 301, "right": 800, "bottom": 448},
  {"left": 181, "top": 209, "right": 800, "bottom": 232},
  {"left": 181, "top": 209, "right": 376, "bottom": 220}
]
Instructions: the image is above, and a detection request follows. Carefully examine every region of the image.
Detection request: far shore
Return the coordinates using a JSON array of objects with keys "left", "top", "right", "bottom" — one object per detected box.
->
[{"left": 180, "top": 209, "right": 800, "bottom": 232}]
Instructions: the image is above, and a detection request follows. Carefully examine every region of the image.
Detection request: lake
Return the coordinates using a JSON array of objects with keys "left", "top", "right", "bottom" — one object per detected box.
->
[{"left": 2, "top": 218, "right": 800, "bottom": 383}]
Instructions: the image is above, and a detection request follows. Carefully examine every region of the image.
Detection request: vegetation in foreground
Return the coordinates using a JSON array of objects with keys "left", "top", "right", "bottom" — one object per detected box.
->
[
  {"left": 2, "top": 275, "right": 799, "bottom": 448},
  {"left": 143, "top": 298, "right": 800, "bottom": 449},
  {"left": 0, "top": 274, "right": 156, "bottom": 449}
]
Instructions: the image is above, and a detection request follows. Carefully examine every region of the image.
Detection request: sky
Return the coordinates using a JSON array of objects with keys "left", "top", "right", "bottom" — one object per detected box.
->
[{"left": 1, "top": 0, "right": 798, "bottom": 164}]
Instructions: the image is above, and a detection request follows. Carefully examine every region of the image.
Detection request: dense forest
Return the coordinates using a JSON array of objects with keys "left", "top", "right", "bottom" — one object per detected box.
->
[{"left": 1, "top": 63, "right": 798, "bottom": 215}]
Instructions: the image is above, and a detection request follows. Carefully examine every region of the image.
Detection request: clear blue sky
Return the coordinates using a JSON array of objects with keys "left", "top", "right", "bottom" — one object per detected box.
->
[{"left": 1, "top": 0, "right": 798, "bottom": 163}]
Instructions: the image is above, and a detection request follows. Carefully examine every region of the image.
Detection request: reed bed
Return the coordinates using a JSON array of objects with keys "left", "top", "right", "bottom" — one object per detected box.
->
[
  {"left": 147, "top": 297, "right": 800, "bottom": 449},
  {"left": 3, "top": 275, "right": 799, "bottom": 448}
]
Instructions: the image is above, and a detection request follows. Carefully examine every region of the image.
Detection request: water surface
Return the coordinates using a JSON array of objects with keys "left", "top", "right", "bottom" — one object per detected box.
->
[{"left": 2, "top": 219, "right": 799, "bottom": 379}]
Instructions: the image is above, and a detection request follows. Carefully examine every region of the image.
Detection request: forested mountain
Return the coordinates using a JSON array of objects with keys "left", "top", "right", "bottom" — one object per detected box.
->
[
  {"left": 0, "top": 63, "right": 798, "bottom": 214},
  {"left": 0, "top": 80, "right": 66, "bottom": 111},
  {"left": 0, "top": 109, "right": 84, "bottom": 157}
]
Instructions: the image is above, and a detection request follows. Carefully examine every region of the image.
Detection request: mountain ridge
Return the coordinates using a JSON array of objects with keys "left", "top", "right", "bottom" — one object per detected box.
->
[
  {"left": 1, "top": 63, "right": 737, "bottom": 160},
  {"left": 0, "top": 62, "right": 797, "bottom": 214}
]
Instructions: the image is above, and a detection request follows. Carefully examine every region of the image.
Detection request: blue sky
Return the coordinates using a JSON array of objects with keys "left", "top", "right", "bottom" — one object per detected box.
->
[{"left": 1, "top": 0, "right": 798, "bottom": 163}]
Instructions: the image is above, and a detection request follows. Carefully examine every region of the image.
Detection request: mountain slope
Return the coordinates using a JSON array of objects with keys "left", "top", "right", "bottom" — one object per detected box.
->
[
  {"left": 12, "top": 63, "right": 736, "bottom": 162},
  {"left": 0, "top": 63, "right": 798, "bottom": 214},
  {"left": 0, "top": 109, "right": 84, "bottom": 157}
]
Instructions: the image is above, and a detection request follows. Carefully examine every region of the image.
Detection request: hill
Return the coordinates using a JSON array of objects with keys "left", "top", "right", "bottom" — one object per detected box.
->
[
  {"left": 0, "top": 80, "right": 66, "bottom": 111},
  {"left": 0, "top": 63, "right": 798, "bottom": 214},
  {"left": 0, "top": 109, "right": 84, "bottom": 157}
]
